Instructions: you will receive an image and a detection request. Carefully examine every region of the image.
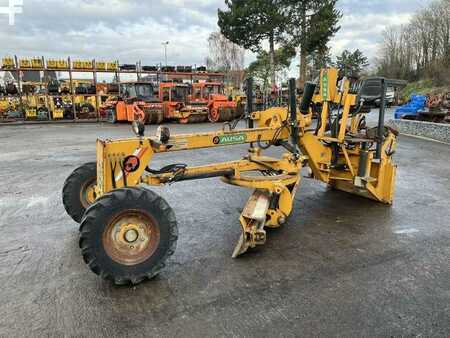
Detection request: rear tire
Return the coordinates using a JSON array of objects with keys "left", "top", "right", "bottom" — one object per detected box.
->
[
  {"left": 62, "top": 162, "right": 97, "bottom": 223},
  {"left": 79, "top": 187, "right": 178, "bottom": 285}
]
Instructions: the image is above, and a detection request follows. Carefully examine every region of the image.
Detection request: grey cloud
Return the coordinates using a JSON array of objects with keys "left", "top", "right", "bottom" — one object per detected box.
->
[
  {"left": 1, "top": 0, "right": 224, "bottom": 65},
  {"left": 332, "top": 0, "right": 432, "bottom": 60},
  {"left": 0, "top": 0, "right": 434, "bottom": 68}
]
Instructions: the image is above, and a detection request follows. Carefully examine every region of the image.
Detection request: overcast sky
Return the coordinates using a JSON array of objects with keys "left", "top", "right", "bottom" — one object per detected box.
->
[{"left": 0, "top": 0, "right": 431, "bottom": 71}]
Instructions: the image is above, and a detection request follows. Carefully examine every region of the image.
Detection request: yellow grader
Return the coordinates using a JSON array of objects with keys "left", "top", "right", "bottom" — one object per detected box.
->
[{"left": 62, "top": 68, "right": 399, "bottom": 285}]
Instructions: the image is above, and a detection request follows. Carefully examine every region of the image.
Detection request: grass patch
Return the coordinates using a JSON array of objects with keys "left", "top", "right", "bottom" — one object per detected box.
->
[
  {"left": 400, "top": 79, "right": 450, "bottom": 101},
  {"left": 400, "top": 79, "right": 434, "bottom": 100}
]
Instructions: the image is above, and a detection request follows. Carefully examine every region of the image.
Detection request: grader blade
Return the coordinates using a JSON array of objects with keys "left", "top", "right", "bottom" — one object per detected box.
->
[
  {"left": 232, "top": 232, "right": 249, "bottom": 259},
  {"left": 232, "top": 190, "right": 270, "bottom": 258}
]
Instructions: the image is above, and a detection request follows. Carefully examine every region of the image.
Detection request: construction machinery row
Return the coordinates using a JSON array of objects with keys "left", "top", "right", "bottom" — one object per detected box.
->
[
  {"left": 1, "top": 55, "right": 232, "bottom": 124},
  {"left": 0, "top": 80, "right": 101, "bottom": 121},
  {"left": 1, "top": 55, "right": 216, "bottom": 74},
  {"left": 1, "top": 79, "right": 242, "bottom": 124},
  {"left": 102, "top": 80, "right": 243, "bottom": 125}
]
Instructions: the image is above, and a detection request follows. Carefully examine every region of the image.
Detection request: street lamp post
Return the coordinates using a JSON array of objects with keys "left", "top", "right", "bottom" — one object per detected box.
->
[{"left": 162, "top": 41, "right": 169, "bottom": 67}]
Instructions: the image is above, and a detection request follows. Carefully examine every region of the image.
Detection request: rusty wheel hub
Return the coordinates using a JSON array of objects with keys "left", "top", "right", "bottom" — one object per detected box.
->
[
  {"left": 103, "top": 211, "right": 160, "bottom": 266},
  {"left": 80, "top": 179, "right": 96, "bottom": 209}
]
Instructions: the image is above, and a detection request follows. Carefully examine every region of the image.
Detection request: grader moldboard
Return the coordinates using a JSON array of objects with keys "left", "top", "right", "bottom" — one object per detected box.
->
[{"left": 62, "top": 68, "right": 399, "bottom": 285}]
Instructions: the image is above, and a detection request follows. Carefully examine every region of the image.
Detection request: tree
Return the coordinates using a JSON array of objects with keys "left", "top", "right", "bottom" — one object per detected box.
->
[
  {"left": 335, "top": 49, "right": 369, "bottom": 78},
  {"left": 376, "top": 0, "right": 450, "bottom": 84},
  {"left": 306, "top": 45, "right": 333, "bottom": 80},
  {"left": 206, "top": 32, "right": 245, "bottom": 72},
  {"left": 218, "top": 0, "right": 286, "bottom": 85},
  {"left": 218, "top": 0, "right": 341, "bottom": 87},
  {"left": 246, "top": 46, "right": 296, "bottom": 90},
  {"left": 283, "top": 0, "right": 341, "bottom": 86}
]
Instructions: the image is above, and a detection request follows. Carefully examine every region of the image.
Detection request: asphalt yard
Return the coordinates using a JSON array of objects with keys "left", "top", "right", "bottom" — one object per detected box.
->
[{"left": 0, "top": 121, "right": 448, "bottom": 337}]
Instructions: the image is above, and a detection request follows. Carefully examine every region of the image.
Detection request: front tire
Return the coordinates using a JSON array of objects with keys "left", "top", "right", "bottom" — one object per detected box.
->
[
  {"left": 79, "top": 187, "right": 178, "bottom": 285},
  {"left": 62, "top": 162, "right": 97, "bottom": 223}
]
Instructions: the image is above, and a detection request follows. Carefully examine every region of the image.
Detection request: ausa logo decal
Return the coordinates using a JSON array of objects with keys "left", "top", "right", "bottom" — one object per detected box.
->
[
  {"left": 213, "top": 134, "right": 247, "bottom": 145},
  {"left": 321, "top": 73, "right": 329, "bottom": 101}
]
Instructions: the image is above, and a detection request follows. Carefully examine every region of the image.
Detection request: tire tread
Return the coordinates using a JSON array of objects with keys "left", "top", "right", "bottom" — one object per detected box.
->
[
  {"left": 79, "top": 187, "right": 178, "bottom": 285},
  {"left": 62, "top": 162, "right": 97, "bottom": 223}
]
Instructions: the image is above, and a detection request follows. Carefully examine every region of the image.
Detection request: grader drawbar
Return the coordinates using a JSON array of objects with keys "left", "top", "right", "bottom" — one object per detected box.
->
[{"left": 62, "top": 69, "right": 399, "bottom": 285}]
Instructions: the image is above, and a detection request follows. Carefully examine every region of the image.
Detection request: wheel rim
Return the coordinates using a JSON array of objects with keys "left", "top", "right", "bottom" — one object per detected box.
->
[
  {"left": 209, "top": 109, "right": 220, "bottom": 122},
  {"left": 80, "top": 178, "right": 96, "bottom": 209},
  {"left": 102, "top": 210, "right": 160, "bottom": 266}
]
